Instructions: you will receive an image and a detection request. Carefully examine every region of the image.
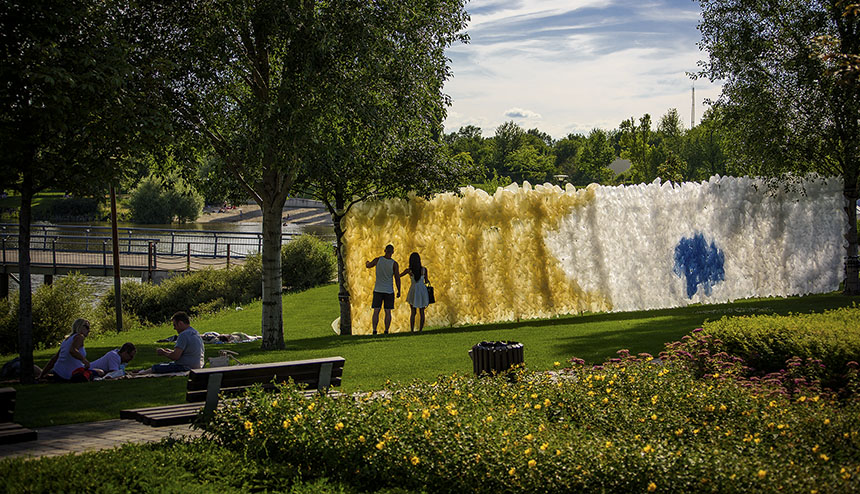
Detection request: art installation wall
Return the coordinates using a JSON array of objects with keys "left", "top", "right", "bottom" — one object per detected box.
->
[{"left": 341, "top": 176, "right": 845, "bottom": 335}]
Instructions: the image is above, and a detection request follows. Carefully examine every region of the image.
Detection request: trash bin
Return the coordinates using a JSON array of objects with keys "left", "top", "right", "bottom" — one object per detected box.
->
[{"left": 469, "top": 341, "right": 524, "bottom": 376}]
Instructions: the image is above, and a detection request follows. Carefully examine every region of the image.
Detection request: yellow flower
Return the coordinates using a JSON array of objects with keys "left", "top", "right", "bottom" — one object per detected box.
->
[
  {"left": 509, "top": 467, "right": 516, "bottom": 476},
  {"left": 376, "top": 441, "right": 385, "bottom": 450},
  {"left": 647, "top": 482, "right": 657, "bottom": 492},
  {"left": 797, "top": 396, "right": 807, "bottom": 402},
  {"left": 757, "top": 470, "right": 767, "bottom": 479},
  {"left": 553, "top": 361, "right": 560, "bottom": 367},
  {"left": 675, "top": 429, "right": 683, "bottom": 436},
  {"left": 424, "top": 430, "right": 432, "bottom": 439},
  {"left": 819, "top": 454, "right": 829, "bottom": 461},
  {"left": 271, "top": 400, "right": 278, "bottom": 408},
  {"left": 407, "top": 411, "right": 413, "bottom": 420},
  {"left": 651, "top": 395, "right": 659, "bottom": 405},
  {"left": 538, "top": 424, "right": 546, "bottom": 432},
  {"left": 719, "top": 404, "right": 727, "bottom": 411},
  {"left": 531, "top": 393, "right": 538, "bottom": 399},
  {"left": 334, "top": 422, "right": 344, "bottom": 431},
  {"left": 525, "top": 433, "right": 534, "bottom": 441},
  {"left": 308, "top": 402, "right": 315, "bottom": 411},
  {"left": 602, "top": 397, "right": 609, "bottom": 404},
  {"left": 422, "top": 409, "right": 430, "bottom": 419},
  {"left": 824, "top": 418, "right": 831, "bottom": 425},
  {"left": 244, "top": 420, "right": 253, "bottom": 430},
  {"left": 282, "top": 420, "right": 290, "bottom": 428},
  {"left": 812, "top": 445, "right": 820, "bottom": 453},
  {"left": 528, "top": 459, "right": 537, "bottom": 468},
  {"left": 358, "top": 435, "right": 366, "bottom": 443},
  {"left": 544, "top": 398, "right": 551, "bottom": 406},
  {"left": 540, "top": 443, "right": 549, "bottom": 451},
  {"left": 555, "top": 449, "right": 561, "bottom": 456},
  {"left": 524, "top": 448, "right": 532, "bottom": 455},
  {"left": 534, "top": 404, "right": 542, "bottom": 410},
  {"left": 411, "top": 456, "right": 420, "bottom": 465},
  {"left": 293, "top": 413, "right": 303, "bottom": 422},
  {"left": 651, "top": 414, "right": 658, "bottom": 421},
  {"left": 642, "top": 445, "right": 654, "bottom": 454}
]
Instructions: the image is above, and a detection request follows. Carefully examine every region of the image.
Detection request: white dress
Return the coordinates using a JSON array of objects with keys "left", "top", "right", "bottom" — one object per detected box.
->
[{"left": 406, "top": 269, "right": 430, "bottom": 309}]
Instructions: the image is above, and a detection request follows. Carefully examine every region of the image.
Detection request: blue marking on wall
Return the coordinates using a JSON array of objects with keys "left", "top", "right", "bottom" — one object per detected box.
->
[{"left": 673, "top": 233, "right": 725, "bottom": 298}]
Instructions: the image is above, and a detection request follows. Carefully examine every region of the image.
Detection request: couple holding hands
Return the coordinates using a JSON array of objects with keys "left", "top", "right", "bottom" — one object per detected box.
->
[{"left": 366, "top": 245, "right": 433, "bottom": 335}]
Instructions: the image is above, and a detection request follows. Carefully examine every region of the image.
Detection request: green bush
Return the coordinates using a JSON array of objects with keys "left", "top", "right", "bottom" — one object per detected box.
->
[
  {"left": 701, "top": 306, "right": 860, "bottom": 378},
  {"left": 32, "top": 196, "right": 100, "bottom": 221},
  {"left": 128, "top": 176, "right": 203, "bottom": 224},
  {"left": 203, "top": 361, "right": 860, "bottom": 493},
  {"left": 0, "top": 437, "right": 303, "bottom": 493},
  {"left": 281, "top": 235, "right": 336, "bottom": 290},
  {"left": 0, "top": 273, "right": 96, "bottom": 354},
  {"left": 100, "top": 255, "right": 263, "bottom": 325}
]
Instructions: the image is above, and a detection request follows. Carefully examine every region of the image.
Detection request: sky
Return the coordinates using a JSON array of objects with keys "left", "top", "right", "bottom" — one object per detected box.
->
[{"left": 442, "top": 0, "right": 723, "bottom": 139}]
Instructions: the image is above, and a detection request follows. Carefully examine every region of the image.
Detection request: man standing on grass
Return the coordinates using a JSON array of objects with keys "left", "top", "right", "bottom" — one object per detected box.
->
[
  {"left": 138, "top": 311, "right": 204, "bottom": 374},
  {"left": 366, "top": 244, "right": 401, "bottom": 335}
]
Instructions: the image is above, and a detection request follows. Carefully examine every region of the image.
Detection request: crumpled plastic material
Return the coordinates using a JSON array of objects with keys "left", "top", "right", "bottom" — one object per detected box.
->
[{"left": 342, "top": 176, "right": 845, "bottom": 334}]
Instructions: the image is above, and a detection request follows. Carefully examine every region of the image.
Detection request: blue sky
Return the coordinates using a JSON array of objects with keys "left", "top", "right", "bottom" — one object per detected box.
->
[{"left": 443, "top": 0, "right": 722, "bottom": 139}]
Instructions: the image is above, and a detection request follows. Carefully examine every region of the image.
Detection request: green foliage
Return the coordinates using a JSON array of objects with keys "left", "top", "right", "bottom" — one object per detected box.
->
[
  {"left": 0, "top": 437, "right": 303, "bottom": 493},
  {"left": 0, "top": 274, "right": 96, "bottom": 354},
  {"left": 700, "top": 306, "right": 860, "bottom": 381},
  {"left": 203, "top": 361, "right": 860, "bottom": 493},
  {"left": 100, "top": 255, "right": 263, "bottom": 325},
  {"left": 281, "top": 235, "right": 336, "bottom": 290},
  {"left": 31, "top": 196, "right": 101, "bottom": 221},
  {"left": 128, "top": 175, "right": 203, "bottom": 224}
]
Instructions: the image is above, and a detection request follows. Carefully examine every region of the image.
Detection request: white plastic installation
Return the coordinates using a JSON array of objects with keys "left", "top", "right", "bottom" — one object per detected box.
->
[{"left": 342, "top": 176, "right": 845, "bottom": 334}]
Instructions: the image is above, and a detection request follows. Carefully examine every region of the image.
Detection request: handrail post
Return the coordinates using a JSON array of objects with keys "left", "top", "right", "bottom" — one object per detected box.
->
[
  {"left": 153, "top": 240, "right": 158, "bottom": 270},
  {"left": 170, "top": 232, "right": 175, "bottom": 255},
  {"left": 226, "top": 244, "right": 231, "bottom": 269},
  {"left": 52, "top": 238, "right": 57, "bottom": 273},
  {"left": 187, "top": 242, "right": 191, "bottom": 272},
  {"left": 127, "top": 230, "right": 132, "bottom": 254},
  {"left": 147, "top": 242, "right": 153, "bottom": 281},
  {"left": 103, "top": 240, "right": 108, "bottom": 276},
  {"left": 213, "top": 232, "right": 218, "bottom": 258}
]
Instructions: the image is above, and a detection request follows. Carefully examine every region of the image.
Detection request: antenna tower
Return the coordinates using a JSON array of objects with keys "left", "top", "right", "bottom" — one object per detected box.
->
[{"left": 691, "top": 86, "right": 696, "bottom": 128}]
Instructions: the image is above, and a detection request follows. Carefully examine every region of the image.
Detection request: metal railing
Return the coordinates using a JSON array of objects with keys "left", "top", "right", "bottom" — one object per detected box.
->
[{"left": 0, "top": 223, "right": 322, "bottom": 259}]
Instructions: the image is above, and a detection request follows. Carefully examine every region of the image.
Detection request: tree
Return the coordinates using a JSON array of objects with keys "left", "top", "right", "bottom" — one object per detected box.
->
[
  {"left": 0, "top": 0, "right": 168, "bottom": 383},
  {"left": 141, "top": 0, "right": 470, "bottom": 346},
  {"left": 574, "top": 129, "right": 617, "bottom": 186},
  {"left": 619, "top": 114, "right": 660, "bottom": 183},
  {"left": 697, "top": 0, "right": 860, "bottom": 293}
]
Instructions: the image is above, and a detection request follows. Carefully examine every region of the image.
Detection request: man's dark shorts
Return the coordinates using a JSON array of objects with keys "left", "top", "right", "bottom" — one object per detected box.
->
[{"left": 371, "top": 291, "right": 395, "bottom": 310}]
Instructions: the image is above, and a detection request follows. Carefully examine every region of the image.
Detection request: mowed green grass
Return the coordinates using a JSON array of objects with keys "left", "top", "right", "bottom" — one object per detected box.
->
[{"left": 9, "top": 284, "right": 858, "bottom": 427}]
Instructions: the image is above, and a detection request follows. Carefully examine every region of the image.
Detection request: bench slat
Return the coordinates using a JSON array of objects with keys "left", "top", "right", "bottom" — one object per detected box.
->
[{"left": 187, "top": 359, "right": 345, "bottom": 392}]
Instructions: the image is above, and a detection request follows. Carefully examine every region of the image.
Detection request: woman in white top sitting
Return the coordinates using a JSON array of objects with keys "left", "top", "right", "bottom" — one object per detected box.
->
[
  {"left": 400, "top": 252, "right": 430, "bottom": 332},
  {"left": 39, "top": 318, "right": 94, "bottom": 381}
]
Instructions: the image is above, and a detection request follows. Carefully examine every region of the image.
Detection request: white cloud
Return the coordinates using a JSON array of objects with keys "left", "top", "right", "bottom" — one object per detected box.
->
[{"left": 504, "top": 107, "right": 543, "bottom": 119}]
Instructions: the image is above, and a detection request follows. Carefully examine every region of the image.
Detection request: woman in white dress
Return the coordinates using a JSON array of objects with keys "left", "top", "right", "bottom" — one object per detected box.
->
[{"left": 400, "top": 252, "right": 430, "bottom": 332}]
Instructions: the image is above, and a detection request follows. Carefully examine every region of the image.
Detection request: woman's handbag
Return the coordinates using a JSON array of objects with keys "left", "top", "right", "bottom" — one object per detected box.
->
[{"left": 427, "top": 283, "right": 436, "bottom": 304}]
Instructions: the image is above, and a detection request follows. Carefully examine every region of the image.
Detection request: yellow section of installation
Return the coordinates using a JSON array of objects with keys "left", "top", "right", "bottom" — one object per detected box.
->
[{"left": 342, "top": 182, "right": 612, "bottom": 335}]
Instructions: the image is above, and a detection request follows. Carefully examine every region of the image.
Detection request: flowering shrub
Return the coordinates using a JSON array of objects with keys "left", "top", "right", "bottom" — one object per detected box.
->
[
  {"left": 662, "top": 306, "right": 860, "bottom": 396},
  {"left": 203, "top": 360, "right": 860, "bottom": 493}
]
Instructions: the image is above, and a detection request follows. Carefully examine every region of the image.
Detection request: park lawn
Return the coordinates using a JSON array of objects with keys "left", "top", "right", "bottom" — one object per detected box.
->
[{"left": 9, "top": 283, "right": 859, "bottom": 428}]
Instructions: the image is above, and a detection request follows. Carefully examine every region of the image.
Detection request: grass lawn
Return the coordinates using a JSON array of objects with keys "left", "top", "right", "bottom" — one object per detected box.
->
[{"left": 7, "top": 283, "right": 858, "bottom": 428}]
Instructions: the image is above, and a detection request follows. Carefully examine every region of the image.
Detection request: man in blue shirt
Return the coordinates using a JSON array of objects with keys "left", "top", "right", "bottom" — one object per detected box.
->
[{"left": 139, "top": 312, "right": 204, "bottom": 374}]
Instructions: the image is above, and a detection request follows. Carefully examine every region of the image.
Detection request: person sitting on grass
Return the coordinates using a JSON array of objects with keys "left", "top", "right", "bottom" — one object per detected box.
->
[
  {"left": 137, "top": 312, "right": 204, "bottom": 375},
  {"left": 38, "top": 318, "right": 93, "bottom": 382},
  {"left": 90, "top": 342, "right": 137, "bottom": 378}
]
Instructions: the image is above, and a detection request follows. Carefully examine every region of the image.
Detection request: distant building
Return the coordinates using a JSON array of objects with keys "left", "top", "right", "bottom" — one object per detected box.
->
[{"left": 609, "top": 158, "right": 632, "bottom": 175}]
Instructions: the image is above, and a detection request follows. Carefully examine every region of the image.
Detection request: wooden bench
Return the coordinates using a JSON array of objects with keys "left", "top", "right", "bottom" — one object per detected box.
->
[
  {"left": 0, "top": 387, "right": 38, "bottom": 444},
  {"left": 120, "top": 356, "right": 345, "bottom": 427}
]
